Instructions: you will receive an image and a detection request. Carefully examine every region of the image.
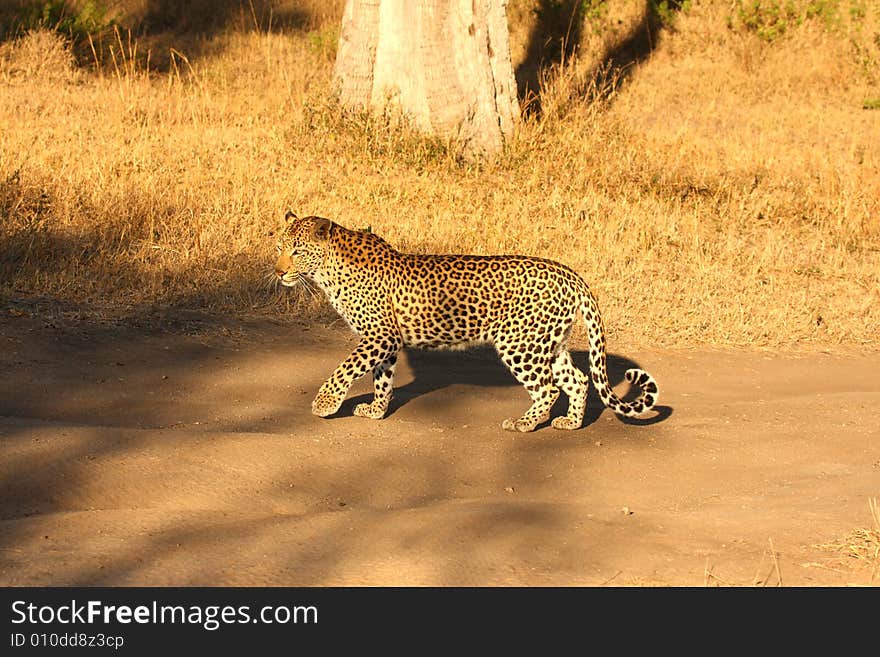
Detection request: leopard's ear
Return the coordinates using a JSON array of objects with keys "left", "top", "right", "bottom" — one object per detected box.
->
[
  {"left": 312, "top": 217, "right": 332, "bottom": 241},
  {"left": 284, "top": 210, "right": 298, "bottom": 223}
]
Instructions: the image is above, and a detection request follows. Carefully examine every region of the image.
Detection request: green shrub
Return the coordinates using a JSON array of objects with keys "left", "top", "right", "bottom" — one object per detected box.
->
[
  {"left": 10, "top": 1, "right": 113, "bottom": 45},
  {"left": 732, "top": 0, "right": 844, "bottom": 42},
  {"left": 650, "top": 0, "right": 693, "bottom": 27},
  {"left": 307, "top": 24, "right": 340, "bottom": 62}
]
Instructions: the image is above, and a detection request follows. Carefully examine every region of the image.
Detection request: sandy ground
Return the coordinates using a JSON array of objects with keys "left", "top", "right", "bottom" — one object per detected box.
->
[{"left": 0, "top": 306, "right": 877, "bottom": 586}]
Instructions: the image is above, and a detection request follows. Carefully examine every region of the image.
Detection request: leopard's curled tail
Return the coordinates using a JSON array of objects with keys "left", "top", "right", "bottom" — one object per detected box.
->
[{"left": 581, "top": 289, "right": 659, "bottom": 417}]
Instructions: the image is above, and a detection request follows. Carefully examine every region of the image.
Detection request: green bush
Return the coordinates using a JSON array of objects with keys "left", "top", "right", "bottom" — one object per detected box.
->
[
  {"left": 9, "top": 1, "right": 113, "bottom": 45},
  {"left": 732, "top": 0, "right": 844, "bottom": 41},
  {"left": 649, "top": 0, "right": 693, "bottom": 28}
]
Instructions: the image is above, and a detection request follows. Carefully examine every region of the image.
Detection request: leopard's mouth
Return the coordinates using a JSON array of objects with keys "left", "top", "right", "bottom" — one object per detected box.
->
[{"left": 279, "top": 274, "right": 297, "bottom": 287}]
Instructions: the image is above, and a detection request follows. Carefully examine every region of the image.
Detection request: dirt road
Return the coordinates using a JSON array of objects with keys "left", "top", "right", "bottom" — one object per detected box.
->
[{"left": 1, "top": 308, "right": 877, "bottom": 586}]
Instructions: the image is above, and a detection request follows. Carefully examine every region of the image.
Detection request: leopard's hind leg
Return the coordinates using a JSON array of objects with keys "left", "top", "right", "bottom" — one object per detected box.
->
[
  {"left": 549, "top": 350, "right": 588, "bottom": 430},
  {"left": 497, "top": 343, "right": 559, "bottom": 433}
]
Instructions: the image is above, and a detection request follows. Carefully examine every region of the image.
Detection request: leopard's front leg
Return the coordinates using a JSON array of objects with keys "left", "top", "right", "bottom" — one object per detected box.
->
[
  {"left": 353, "top": 354, "right": 398, "bottom": 419},
  {"left": 312, "top": 334, "right": 401, "bottom": 418}
]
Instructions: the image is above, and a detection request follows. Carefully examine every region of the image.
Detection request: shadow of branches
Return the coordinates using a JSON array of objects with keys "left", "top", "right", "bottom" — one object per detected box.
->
[
  {"left": 590, "top": 0, "right": 687, "bottom": 94},
  {"left": 516, "top": 0, "right": 585, "bottom": 109},
  {"left": 0, "top": 169, "right": 290, "bottom": 318},
  {"left": 518, "top": 0, "right": 687, "bottom": 117}
]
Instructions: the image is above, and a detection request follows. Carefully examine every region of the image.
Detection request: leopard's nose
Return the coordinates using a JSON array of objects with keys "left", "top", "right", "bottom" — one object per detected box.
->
[{"left": 274, "top": 267, "right": 287, "bottom": 279}]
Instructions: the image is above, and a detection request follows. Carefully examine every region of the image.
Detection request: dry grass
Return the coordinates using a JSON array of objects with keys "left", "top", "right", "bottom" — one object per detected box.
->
[
  {"left": 1, "top": 0, "right": 879, "bottom": 348},
  {"left": 815, "top": 498, "right": 880, "bottom": 580}
]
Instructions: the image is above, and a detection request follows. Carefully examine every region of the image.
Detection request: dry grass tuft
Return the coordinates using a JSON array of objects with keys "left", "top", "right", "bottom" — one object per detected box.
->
[
  {"left": 1, "top": 1, "right": 879, "bottom": 348},
  {"left": 0, "top": 28, "right": 78, "bottom": 80},
  {"left": 815, "top": 498, "right": 880, "bottom": 571}
]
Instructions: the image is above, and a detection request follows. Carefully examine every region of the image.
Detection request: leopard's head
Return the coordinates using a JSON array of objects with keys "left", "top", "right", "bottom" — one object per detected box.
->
[{"left": 274, "top": 212, "right": 333, "bottom": 286}]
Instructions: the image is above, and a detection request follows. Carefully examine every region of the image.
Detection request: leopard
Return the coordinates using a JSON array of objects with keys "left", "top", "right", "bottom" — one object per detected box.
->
[{"left": 274, "top": 212, "right": 659, "bottom": 432}]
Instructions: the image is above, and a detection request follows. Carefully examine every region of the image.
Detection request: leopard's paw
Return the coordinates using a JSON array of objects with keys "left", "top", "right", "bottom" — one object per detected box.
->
[
  {"left": 353, "top": 400, "right": 389, "bottom": 419},
  {"left": 311, "top": 389, "right": 344, "bottom": 418}
]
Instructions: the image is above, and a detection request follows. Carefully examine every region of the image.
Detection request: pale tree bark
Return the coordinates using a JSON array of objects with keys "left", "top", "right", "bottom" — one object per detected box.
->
[{"left": 334, "top": 0, "right": 520, "bottom": 155}]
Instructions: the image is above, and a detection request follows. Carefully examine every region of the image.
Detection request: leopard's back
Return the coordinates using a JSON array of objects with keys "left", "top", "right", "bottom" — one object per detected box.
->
[{"left": 388, "top": 253, "right": 585, "bottom": 349}]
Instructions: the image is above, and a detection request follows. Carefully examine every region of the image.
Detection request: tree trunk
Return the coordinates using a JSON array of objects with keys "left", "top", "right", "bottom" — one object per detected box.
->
[{"left": 334, "top": 0, "right": 519, "bottom": 155}]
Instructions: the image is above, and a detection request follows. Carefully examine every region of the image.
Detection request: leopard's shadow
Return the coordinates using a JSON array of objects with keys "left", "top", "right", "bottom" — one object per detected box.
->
[{"left": 341, "top": 347, "right": 672, "bottom": 428}]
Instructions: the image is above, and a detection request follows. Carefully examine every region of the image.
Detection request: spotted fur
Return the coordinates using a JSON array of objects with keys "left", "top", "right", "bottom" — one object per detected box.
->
[{"left": 274, "top": 213, "right": 659, "bottom": 432}]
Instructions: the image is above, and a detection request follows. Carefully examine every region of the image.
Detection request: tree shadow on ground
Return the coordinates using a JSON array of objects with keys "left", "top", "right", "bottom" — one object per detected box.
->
[
  {"left": 515, "top": 0, "right": 584, "bottom": 113},
  {"left": 517, "top": 0, "right": 687, "bottom": 118},
  {"left": 589, "top": 0, "right": 688, "bottom": 95},
  {"left": 128, "top": 0, "right": 316, "bottom": 70},
  {"left": 0, "top": 173, "right": 289, "bottom": 320}
]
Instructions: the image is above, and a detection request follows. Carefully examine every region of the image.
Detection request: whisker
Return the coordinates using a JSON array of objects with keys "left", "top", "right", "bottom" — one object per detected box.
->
[
  {"left": 297, "top": 281, "right": 314, "bottom": 303},
  {"left": 298, "top": 276, "right": 321, "bottom": 304}
]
